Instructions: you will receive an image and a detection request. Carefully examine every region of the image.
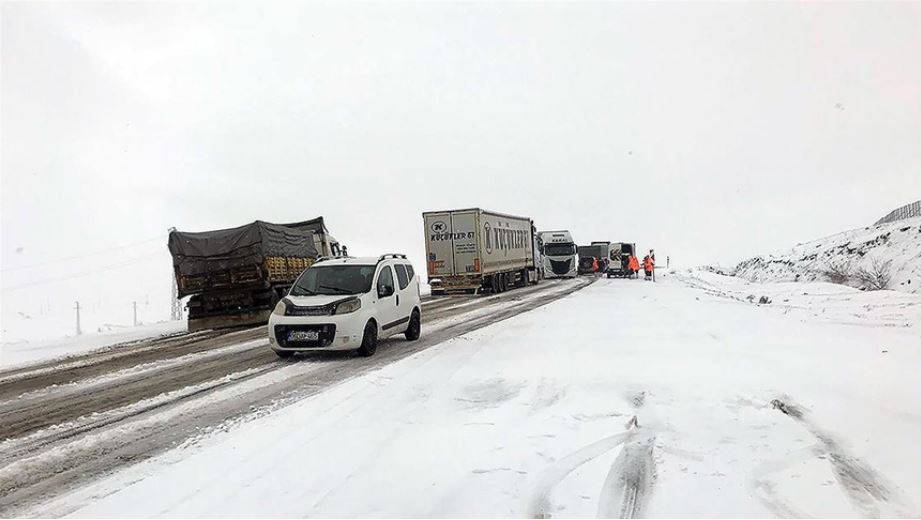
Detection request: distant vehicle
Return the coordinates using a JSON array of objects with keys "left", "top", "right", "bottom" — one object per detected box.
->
[
  {"left": 268, "top": 254, "right": 421, "bottom": 357},
  {"left": 591, "top": 241, "right": 612, "bottom": 272},
  {"left": 577, "top": 245, "right": 600, "bottom": 274},
  {"left": 540, "top": 231, "right": 578, "bottom": 278},
  {"left": 168, "top": 217, "right": 343, "bottom": 331},
  {"left": 578, "top": 242, "right": 611, "bottom": 274},
  {"left": 422, "top": 208, "right": 540, "bottom": 295},
  {"left": 606, "top": 242, "right": 637, "bottom": 278}
]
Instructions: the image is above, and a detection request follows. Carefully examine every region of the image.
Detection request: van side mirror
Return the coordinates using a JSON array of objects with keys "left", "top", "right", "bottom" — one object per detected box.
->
[{"left": 378, "top": 284, "right": 394, "bottom": 298}]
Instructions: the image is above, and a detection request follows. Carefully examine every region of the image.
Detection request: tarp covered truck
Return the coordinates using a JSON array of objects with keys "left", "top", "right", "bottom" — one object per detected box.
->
[
  {"left": 606, "top": 242, "right": 637, "bottom": 278},
  {"left": 578, "top": 242, "right": 611, "bottom": 274},
  {"left": 168, "top": 217, "right": 342, "bottom": 331},
  {"left": 423, "top": 208, "right": 540, "bottom": 295}
]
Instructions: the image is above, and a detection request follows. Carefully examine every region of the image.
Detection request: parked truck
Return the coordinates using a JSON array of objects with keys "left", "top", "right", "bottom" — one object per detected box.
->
[
  {"left": 578, "top": 242, "right": 612, "bottom": 274},
  {"left": 539, "top": 230, "right": 578, "bottom": 278},
  {"left": 605, "top": 242, "right": 637, "bottom": 278},
  {"left": 168, "top": 217, "right": 343, "bottom": 331},
  {"left": 423, "top": 208, "right": 540, "bottom": 294}
]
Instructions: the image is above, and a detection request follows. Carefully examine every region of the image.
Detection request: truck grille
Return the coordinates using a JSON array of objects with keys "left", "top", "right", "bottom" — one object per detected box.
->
[{"left": 550, "top": 258, "right": 573, "bottom": 275}]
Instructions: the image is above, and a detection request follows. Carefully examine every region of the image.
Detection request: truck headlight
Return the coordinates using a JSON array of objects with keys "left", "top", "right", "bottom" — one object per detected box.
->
[
  {"left": 333, "top": 298, "right": 361, "bottom": 315},
  {"left": 272, "top": 300, "right": 287, "bottom": 316}
]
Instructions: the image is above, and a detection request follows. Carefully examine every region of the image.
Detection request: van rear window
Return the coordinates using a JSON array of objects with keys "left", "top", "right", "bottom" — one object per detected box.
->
[{"left": 394, "top": 264, "right": 409, "bottom": 290}]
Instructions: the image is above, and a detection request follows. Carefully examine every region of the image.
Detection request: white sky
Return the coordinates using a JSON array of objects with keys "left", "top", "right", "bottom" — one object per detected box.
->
[{"left": 2, "top": 1, "right": 920, "bottom": 340}]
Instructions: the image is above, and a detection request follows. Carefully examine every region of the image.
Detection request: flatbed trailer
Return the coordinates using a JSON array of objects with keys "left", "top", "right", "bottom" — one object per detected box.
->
[{"left": 169, "top": 218, "right": 342, "bottom": 331}]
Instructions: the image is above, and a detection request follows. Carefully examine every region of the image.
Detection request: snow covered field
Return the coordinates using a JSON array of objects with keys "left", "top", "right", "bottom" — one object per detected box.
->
[
  {"left": 32, "top": 272, "right": 921, "bottom": 517},
  {"left": 1, "top": 320, "right": 187, "bottom": 369}
]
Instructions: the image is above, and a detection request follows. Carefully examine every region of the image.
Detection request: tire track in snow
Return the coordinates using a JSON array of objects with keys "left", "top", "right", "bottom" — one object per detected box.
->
[
  {"left": 528, "top": 418, "right": 636, "bottom": 519},
  {"left": 766, "top": 397, "right": 918, "bottom": 518},
  {"left": 596, "top": 426, "right": 656, "bottom": 519}
]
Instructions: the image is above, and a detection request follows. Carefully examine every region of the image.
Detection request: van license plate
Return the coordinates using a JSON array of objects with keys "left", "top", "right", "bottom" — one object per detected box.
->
[{"left": 288, "top": 330, "right": 319, "bottom": 341}]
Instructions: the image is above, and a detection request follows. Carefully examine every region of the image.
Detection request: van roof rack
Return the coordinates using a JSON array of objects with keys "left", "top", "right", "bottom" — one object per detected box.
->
[{"left": 377, "top": 253, "right": 407, "bottom": 262}]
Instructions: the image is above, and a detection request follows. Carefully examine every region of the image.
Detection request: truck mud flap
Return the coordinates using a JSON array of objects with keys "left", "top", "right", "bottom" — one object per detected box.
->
[{"left": 187, "top": 309, "right": 272, "bottom": 332}]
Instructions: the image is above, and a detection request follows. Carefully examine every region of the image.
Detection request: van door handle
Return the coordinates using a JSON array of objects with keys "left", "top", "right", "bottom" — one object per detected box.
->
[{"left": 396, "top": 295, "right": 400, "bottom": 306}]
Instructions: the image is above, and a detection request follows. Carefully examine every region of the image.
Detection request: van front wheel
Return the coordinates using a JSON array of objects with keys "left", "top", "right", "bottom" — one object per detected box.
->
[{"left": 357, "top": 321, "right": 378, "bottom": 357}]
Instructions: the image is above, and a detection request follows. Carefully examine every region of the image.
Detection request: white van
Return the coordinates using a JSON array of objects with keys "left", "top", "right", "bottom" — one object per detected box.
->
[
  {"left": 538, "top": 231, "right": 578, "bottom": 278},
  {"left": 268, "top": 254, "right": 421, "bottom": 357}
]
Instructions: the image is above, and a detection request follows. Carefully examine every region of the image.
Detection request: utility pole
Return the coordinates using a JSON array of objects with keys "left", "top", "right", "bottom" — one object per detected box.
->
[
  {"left": 169, "top": 226, "right": 182, "bottom": 321},
  {"left": 133, "top": 301, "right": 138, "bottom": 327},
  {"left": 74, "top": 301, "right": 82, "bottom": 336}
]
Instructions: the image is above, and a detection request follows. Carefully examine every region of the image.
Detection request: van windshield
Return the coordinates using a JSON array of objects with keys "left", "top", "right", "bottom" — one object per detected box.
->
[
  {"left": 290, "top": 265, "right": 376, "bottom": 296},
  {"left": 544, "top": 243, "right": 576, "bottom": 256}
]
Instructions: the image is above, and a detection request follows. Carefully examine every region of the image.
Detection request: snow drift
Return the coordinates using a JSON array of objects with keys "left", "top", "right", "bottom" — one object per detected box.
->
[{"left": 724, "top": 216, "right": 921, "bottom": 293}]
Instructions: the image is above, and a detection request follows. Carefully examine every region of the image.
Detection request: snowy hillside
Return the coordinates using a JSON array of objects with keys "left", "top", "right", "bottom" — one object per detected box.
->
[{"left": 726, "top": 216, "right": 921, "bottom": 293}]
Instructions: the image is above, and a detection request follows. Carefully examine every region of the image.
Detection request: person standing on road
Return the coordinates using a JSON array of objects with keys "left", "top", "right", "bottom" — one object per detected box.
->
[
  {"left": 628, "top": 254, "right": 640, "bottom": 279},
  {"left": 643, "top": 254, "right": 655, "bottom": 280},
  {"left": 591, "top": 256, "right": 599, "bottom": 273}
]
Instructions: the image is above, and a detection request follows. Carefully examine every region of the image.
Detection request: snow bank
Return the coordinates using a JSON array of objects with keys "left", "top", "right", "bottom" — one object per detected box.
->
[
  {"left": 36, "top": 274, "right": 921, "bottom": 517},
  {"left": 725, "top": 216, "right": 921, "bottom": 294},
  {"left": 1, "top": 320, "right": 186, "bottom": 369}
]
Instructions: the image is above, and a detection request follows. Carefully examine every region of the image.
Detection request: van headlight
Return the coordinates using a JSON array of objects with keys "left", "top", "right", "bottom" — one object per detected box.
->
[
  {"left": 272, "top": 300, "right": 287, "bottom": 316},
  {"left": 333, "top": 298, "right": 361, "bottom": 315}
]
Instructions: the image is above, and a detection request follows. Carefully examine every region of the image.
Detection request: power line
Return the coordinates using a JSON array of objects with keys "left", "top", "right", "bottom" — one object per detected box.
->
[
  {"left": 1, "top": 252, "right": 165, "bottom": 292},
  {"left": 2, "top": 235, "right": 167, "bottom": 273}
]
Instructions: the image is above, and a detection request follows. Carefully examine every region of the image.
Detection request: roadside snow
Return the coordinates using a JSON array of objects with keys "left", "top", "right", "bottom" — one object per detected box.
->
[
  {"left": 1, "top": 320, "right": 187, "bottom": 370},
  {"left": 725, "top": 216, "right": 921, "bottom": 294},
  {"left": 35, "top": 273, "right": 921, "bottom": 517}
]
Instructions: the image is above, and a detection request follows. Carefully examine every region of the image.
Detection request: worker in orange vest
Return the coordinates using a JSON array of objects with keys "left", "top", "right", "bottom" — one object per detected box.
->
[
  {"left": 591, "top": 257, "right": 599, "bottom": 273},
  {"left": 643, "top": 254, "right": 655, "bottom": 280},
  {"left": 628, "top": 255, "right": 640, "bottom": 278}
]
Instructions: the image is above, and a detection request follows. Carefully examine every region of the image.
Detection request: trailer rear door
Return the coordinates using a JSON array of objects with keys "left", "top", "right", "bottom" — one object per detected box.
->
[
  {"left": 450, "top": 210, "right": 479, "bottom": 275},
  {"left": 424, "top": 212, "right": 456, "bottom": 277}
]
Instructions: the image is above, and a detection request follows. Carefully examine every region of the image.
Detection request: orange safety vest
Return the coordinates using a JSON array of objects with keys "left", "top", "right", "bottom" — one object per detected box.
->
[
  {"left": 628, "top": 256, "right": 640, "bottom": 270},
  {"left": 644, "top": 256, "right": 654, "bottom": 271},
  {"left": 592, "top": 257, "right": 599, "bottom": 271}
]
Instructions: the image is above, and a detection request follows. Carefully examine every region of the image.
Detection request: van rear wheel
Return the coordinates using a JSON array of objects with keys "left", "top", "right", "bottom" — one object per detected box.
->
[{"left": 405, "top": 310, "right": 421, "bottom": 341}]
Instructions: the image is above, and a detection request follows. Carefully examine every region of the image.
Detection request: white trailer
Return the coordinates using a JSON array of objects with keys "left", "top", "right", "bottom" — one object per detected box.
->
[
  {"left": 539, "top": 230, "right": 578, "bottom": 278},
  {"left": 423, "top": 208, "right": 540, "bottom": 294}
]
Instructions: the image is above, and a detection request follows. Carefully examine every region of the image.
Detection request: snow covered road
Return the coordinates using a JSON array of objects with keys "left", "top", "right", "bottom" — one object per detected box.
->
[
  {"left": 0, "top": 278, "right": 592, "bottom": 515},
  {"left": 14, "top": 272, "right": 921, "bottom": 517}
]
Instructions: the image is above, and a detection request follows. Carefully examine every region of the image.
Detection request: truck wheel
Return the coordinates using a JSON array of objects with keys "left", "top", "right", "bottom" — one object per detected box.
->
[
  {"left": 490, "top": 275, "right": 500, "bottom": 294},
  {"left": 519, "top": 269, "right": 528, "bottom": 288},
  {"left": 498, "top": 274, "right": 507, "bottom": 293},
  {"left": 404, "top": 310, "right": 421, "bottom": 341},
  {"left": 357, "top": 321, "right": 378, "bottom": 357}
]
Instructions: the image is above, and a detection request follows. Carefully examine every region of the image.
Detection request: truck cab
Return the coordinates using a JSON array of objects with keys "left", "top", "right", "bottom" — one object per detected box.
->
[{"left": 539, "top": 231, "right": 578, "bottom": 278}]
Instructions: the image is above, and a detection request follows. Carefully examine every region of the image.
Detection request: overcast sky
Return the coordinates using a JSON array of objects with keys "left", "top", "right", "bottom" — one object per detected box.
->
[{"left": 2, "top": 1, "right": 920, "bottom": 340}]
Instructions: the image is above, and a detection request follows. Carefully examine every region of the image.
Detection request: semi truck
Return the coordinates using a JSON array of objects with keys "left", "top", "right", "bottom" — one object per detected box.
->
[
  {"left": 168, "top": 217, "right": 343, "bottom": 331},
  {"left": 606, "top": 242, "right": 637, "bottom": 278},
  {"left": 539, "top": 230, "right": 578, "bottom": 278},
  {"left": 423, "top": 208, "right": 540, "bottom": 294}
]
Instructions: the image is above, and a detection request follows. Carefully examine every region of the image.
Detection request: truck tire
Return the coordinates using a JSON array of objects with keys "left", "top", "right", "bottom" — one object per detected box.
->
[
  {"left": 498, "top": 274, "right": 507, "bottom": 293},
  {"left": 357, "top": 320, "right": 378, "bottom": 357},
  {"left": 490, "top": 275, "right": 500, "bottom": 294},
  {"left": 405, "top": 310, "right": 421, "bottom": 341}
]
